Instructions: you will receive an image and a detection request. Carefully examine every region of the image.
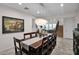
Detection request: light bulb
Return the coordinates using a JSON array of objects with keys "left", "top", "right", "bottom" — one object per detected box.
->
[
  {"left": 18, "top": 3, "right": 22, "bottom": 5},
  {"left": 60, "top": 3, "right": 64, "bottom": 7}
]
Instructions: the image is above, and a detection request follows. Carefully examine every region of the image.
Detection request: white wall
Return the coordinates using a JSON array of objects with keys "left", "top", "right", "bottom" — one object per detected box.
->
[
  {"left": 63, "top": 17, "right": 75, "bottom": 39},
  {"left": 75, "top": 15, "right": 79, "bottom": 28},
  {"left": 0, "top": 5, "right": 34, "bottom": 52},
  {"left": 63, "top": 13, "right": 79, "bottom": 39}
]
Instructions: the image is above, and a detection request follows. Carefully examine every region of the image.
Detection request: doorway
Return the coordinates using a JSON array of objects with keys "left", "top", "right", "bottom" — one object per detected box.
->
[{"left": 57, "top": 25, "right": 63, "bottom": 38}]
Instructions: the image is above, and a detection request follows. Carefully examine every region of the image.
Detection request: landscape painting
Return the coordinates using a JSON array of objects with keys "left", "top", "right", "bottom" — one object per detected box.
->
[{"left": 2, "top": 16, "right": 24, "bottom": 33}]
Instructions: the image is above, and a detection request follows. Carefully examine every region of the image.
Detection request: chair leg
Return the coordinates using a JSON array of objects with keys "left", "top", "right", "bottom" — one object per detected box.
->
[
  {"left": 20, "top": 50, "right": 22, "bottom": 55},
  {"left": 15, "top": 47, "right": 17, "bottom": 55}
]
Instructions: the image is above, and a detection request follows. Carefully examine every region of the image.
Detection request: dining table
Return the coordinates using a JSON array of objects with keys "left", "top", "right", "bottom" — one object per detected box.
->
[
  {"left": 20, "top": 33, "right": 55, "bottom": 54},
  {"left": 21, "top": 37, "right": 43, "bottom": 51}
]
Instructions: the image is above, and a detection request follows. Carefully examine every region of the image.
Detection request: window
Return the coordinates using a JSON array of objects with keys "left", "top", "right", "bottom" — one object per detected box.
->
[
  {"left": 53, "top": 24, "right": 56, "bottom": 29},
  {"left": 45, "top": 24, "right": 49, "bottom": 30},
  {"left": 49, "top": 24, "right": 53, "bottom": 30},
  {"left": 45, "top": 23, "right": 56, "bottom": 30}
]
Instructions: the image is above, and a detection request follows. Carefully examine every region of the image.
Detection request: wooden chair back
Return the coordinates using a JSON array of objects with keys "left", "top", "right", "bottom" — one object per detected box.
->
[
  {"left": 24, "top": 32, "right": 38, "bottom": 39},
  {"left": 13, "top": 37, "right": 22, "bottom": 55},
  {"left": 41, "top": 37, "right": 48, "bottom": 54}
]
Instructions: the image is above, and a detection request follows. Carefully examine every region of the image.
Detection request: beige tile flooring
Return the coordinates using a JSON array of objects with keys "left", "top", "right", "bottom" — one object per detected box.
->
[
  {"left": 51, "top": 37, "right": 73, "bottom": 55},
  {"left": 0, "top": 37, "right": 73, "bottom": 55}
]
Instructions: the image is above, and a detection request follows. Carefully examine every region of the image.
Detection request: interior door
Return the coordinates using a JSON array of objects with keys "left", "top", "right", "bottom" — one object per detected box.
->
[{"left": 57, "top": 25, "right": 63, "bottom": 38}]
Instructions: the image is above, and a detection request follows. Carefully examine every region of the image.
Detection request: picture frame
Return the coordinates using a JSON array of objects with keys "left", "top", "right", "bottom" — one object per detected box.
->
[{"left": 2, "top": 16, "right": 24, "bottom": 33}]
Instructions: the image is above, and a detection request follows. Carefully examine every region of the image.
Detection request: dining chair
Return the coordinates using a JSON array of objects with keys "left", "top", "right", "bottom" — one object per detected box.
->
[
  {"left": 52, "top": 34, "right": 57, "bottom": 48},
  {"left": 24, "top": 33, "right": 31, "bottom": 39},
  {"left": 24, "top": 32, "right": 38, "bottom": 39},
  {"left": 13, "top": 37, "right": 31, "bottom": 55},
  {"left": 13, "top": 37, "right": 22, "bottom": 55},
  {"left": 31, "top": 32, "right": 38, "bottom": 38},
  {"left": 47, "top": 35, "right": 54, "bottom": 49},
  {"left": 41, "top": 37, "right": 48, "bottom": 55}
]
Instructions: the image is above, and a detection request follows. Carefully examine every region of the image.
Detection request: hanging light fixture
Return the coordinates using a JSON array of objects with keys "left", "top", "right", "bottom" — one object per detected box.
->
[{"left": 35, "top": 18, "right": 48, "bottom": 26}]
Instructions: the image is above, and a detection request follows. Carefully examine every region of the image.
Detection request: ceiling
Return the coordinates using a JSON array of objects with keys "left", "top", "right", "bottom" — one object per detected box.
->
[{"left": 0, "top": 3, "right": 79, "bottom": 18}]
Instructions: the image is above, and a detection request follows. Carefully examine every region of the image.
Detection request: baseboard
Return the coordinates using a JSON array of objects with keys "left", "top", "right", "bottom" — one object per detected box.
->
[
  {"left": 64, "top": 38, "right": 73, "bottom": 40},
  {"left": 0, "top": 47, "right": 14, "bottom": 53}
]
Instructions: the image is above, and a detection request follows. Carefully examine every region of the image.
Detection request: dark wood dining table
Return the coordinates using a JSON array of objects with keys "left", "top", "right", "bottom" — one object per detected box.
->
[
  {"left": 21, "top": 37, "right": 43, "bottom": 51},
  {"left": 30, "top": 39, "right": 48, "bottom": 49},
  {"left": 19, "top": 33, "right": 56, "bottom": 55},
  {"left": 21, "top": 36, "right": 49, "bottom": 54}
]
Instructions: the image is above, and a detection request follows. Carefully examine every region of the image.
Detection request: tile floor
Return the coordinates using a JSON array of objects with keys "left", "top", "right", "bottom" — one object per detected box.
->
[{"left": 51, "top": 37, "right": 73, "bottom": 55}]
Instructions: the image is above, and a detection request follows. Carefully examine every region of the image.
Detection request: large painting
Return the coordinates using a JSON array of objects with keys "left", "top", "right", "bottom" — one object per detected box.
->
[{"left": 2, "top": 16, "right": 24, "bottom": 33}]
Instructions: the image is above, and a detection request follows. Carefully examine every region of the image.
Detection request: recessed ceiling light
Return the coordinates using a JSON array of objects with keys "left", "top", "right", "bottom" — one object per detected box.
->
[
  {"left": 60, "top": 3, "right": 64, "bottom": 7},
  {"left": 18, "top": 3, "right": 22, "bottom": 5},
  {"left": 37, "top": 11, "right": 40, "bottom": 14}
]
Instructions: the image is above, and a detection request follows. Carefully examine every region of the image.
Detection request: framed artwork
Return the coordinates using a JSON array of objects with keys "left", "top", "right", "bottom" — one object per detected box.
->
[{"left": 2, "top": 16, "right": 24, "bottom": 33}]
